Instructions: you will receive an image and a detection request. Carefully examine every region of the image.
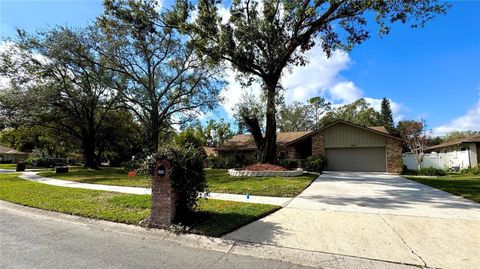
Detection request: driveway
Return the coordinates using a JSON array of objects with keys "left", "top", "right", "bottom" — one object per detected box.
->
[{"left": 225, "top": 172, "right": 480, "bottom": 269}]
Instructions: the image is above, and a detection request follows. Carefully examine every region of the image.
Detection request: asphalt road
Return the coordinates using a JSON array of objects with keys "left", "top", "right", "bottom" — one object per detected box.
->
[{"left": 0, "top": 209, "right": 314, "bottom": 269}]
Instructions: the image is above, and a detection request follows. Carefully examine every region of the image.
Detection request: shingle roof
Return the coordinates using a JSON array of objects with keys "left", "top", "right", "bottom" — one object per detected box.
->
[
  {"left": 368, "top": 126, "right": 390, "bottom": 134},
  {"left": 427, "top": 135, "right": 480, "bottom": 150},
  {"left": 0, "top": 145, "right": 28, "bottom": 155},
  {"left": 203, "top": 147, "right": 216, "bottom": 156},
  {"left": 216, "top": 131, "right": 314, "bottom": 151}
]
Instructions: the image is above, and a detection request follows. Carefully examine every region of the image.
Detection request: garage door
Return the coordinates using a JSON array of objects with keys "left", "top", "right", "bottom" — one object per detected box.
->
[{"left": 325, "top": 147, "right": 386, "bottom": 172}]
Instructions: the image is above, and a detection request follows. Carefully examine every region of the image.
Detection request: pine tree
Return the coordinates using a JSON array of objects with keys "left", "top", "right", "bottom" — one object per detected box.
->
[{"left": 380, "top": 98, "right": 395, "bottom": 133}]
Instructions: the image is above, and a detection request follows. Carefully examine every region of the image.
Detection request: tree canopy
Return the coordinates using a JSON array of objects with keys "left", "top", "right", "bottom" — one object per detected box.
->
[
  {"left": 0, "top": 27, "right": 121, "bottom": 168},
  {"left": 171, "top": 0, "right": 449, "bottom": 163},
  {"left": 94, "top": 0, "right": 224, "bottom": 153}
]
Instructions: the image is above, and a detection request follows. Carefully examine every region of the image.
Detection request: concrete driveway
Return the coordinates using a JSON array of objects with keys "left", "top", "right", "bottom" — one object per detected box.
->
[{"left": 225, "top": 172, "right": 480, "bottom": 269}]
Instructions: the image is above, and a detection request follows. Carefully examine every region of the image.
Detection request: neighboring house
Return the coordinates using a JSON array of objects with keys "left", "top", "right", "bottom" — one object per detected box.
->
[
  {"left": 0, "top": 145, "right": 30, "bottom": 163},
  {"left": 425, "top": 135, "right": 480, "bottom": 168},
  {"left": 203, "top": 146, "right": 217, "bottom": 156},
  {"left": 215, "top": 120, "right": 403, "bottom": 173}
]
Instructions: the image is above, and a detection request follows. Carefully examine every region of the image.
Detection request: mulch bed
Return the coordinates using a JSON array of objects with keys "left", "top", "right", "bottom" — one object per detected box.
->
[{"left": 242, "top": 163, "right": 288, "bottom": 171}]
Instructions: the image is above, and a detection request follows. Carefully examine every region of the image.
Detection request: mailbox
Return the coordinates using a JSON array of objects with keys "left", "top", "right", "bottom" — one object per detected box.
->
[{"left": 157, "top": 165, "right": 166, "bottom": 177}]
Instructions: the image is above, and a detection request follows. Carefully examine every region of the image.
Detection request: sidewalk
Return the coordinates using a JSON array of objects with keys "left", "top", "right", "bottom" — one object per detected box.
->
[{"left": 17, "top": 171, "right": 292, "bottom": 207}]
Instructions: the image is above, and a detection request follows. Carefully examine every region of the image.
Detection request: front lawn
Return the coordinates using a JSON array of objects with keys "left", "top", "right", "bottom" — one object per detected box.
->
[
  {"left": 0, "top": 174, "right": 279, "bottom": 236},
  {"left": 39, "top": 168, "right": 318, "bottom": 197},
  {"left": 404, "top": 174, "right": 480, "bottom": 203},
  {"left": 38, "top": 167, "right": 151, "bottom": 188},
  {"left": 206, "top": 169, "right": 318, "bottom": 197},
  {"left": 0, "top": 163, "right": 16, "bottom": 170}
]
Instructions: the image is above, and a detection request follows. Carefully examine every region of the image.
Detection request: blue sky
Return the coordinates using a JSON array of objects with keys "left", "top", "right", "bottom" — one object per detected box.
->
[{"left": 1, "top": 0, "right": 479, "bottom": 135}]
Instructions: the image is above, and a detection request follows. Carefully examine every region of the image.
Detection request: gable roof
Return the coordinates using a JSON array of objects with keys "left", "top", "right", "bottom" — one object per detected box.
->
[
  {"left": 0, "top": 145, "right": 28, "bottom": 155},
  {"left": 317, "top": 120, "right": 403, "bottom": 141},
  {"left": 216, "top": 131, "right": 314, "bottom": 151},
  {"left": 427, "top": 135, "right": 480, "bottom": 150},
  {"left": 216, "top": 120, "right": 403, "bottom": 151},
  {"left": 368, "top": 126, "right": 390, "bottom": 134}
]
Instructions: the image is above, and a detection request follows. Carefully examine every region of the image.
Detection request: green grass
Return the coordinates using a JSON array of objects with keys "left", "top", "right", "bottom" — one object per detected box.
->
[
  {"left": 39, "top": 168, "right": 318, "bottom": 197},
  {"left": 0, "top": 163, "right": 16, "bottom": 170},
  {"left": 0, "top": 174, "right": 279, "bottom": 236},
  {"left": 206, "top": 169, "right": 318, "bottom": 197},
  {"left": 38, "top": 167, "right": 151, "bottom": 188},
  {"left": 404, "top": 174, "right": 480, "bottom": 203}
]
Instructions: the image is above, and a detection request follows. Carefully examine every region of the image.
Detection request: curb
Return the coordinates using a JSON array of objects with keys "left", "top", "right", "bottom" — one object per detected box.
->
[{"left": 0, "top": 200, "right": 422, "bottom": 269}]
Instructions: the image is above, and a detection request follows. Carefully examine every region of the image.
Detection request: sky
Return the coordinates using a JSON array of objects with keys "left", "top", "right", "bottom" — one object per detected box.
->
[{"left": 1, "top": 0, "right": 479, "bottom": 136}]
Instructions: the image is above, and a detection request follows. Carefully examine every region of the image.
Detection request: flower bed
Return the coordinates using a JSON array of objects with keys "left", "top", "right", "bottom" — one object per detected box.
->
[{"left": 242, "top": 164, "right": 288, "bottom": 171}]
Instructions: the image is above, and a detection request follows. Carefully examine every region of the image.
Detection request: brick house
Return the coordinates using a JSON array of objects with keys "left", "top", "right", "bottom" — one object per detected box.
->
[{"left": 214, "top": 120, "right": 404, "bottom": 174}]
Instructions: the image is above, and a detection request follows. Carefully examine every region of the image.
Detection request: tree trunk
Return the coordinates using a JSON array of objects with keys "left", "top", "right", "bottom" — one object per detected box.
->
[
  {"left": 259, "top": 86, "right": 277, "bottom": 163},
  {"left": 83, "top": 140, "right": 97, "bottom": 169},
  {"left": 148, "top": 108, "right": 160, "bottom": 154}
]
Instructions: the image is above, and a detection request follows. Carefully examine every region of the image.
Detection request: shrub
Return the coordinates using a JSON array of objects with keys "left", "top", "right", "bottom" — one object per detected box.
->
[
  {"left": 402, "top": 166, "right": 446, "bottom": 176},
  {"left": 151, "top": 144, "right": 207, "bottom": 221},
  {"left": 460, "top": 166, "right": 479, "bottom": 175},
  {"left": 279, "top": 159, "right": 301, "bottom": 170},
  {"left": 24, "top": 157, "right": 67, "bottom": 168},
  {"left": 304, "top": 155, "right": 326, "bottom": 173},
  {"left": 401, "top": 165, "right": 417, "bottom": 175},
  {"left": 418, "top": 167, "right": 447, "bottom": 176},
  {"left": 206, "top": 154, "right": 255, "bottom": 169}
]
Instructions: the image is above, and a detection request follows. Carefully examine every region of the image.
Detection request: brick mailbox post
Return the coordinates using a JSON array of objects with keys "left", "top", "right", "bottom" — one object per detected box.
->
[{"left": 150, "top": 158, "right": 177, "bottom": 227}]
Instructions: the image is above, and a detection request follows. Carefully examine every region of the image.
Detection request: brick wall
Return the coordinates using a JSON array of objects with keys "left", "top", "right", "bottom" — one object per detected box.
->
[
  {"left": 386, "top": 138, "right": 403, "bottom": 174},
  {"left": 312, "top": 131, "right": 325, "bottom": 156},
  {"left": 151, "top": 160, "right": 177, "bottom": 226}
]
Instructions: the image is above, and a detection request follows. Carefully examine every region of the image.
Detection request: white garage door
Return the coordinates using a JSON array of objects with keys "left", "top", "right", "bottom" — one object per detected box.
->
[{"left": 325, "top": 147, "right": 386, "bottom": 172}]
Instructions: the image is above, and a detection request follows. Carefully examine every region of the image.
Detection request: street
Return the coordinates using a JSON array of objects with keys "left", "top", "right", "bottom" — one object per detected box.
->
[{"left": 0, "top": 205, "right": 312, "bottom": 269}]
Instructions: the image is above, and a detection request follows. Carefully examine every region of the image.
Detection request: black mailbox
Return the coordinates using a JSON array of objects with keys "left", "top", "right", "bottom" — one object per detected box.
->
[{"left": 157, "top": 165, "right": 166, "bottom": 177}]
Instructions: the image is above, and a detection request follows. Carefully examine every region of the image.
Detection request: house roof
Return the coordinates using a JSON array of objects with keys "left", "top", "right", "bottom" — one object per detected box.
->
[
  {"left": 427, "top": 135, "right": 480, "bottom": 150},
  {"left": 215, "top": 131, "right": 314, "bottom": 151},
  {"left": 368, "top": 126, "right": 390, "bottom": 134},
  {"left": 0, "top": 145, "right": 28, "bottom": 155},
  {"left": 317, "top": 120, "right": 403, "bottom": 141},
  {"left": 216, "top": 120, "right": 403, "bottom": 151},
  {"left": 203, "top": 147, "right": 216, "bottom": 156}
]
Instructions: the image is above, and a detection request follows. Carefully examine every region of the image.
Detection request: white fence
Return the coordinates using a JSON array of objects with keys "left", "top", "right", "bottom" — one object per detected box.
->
[{"left": 403, "top": 151, "right": 470, "bottom": 170}]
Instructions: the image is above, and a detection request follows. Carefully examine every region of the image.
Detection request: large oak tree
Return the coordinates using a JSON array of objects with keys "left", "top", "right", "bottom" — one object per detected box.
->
[
  {"left": 94, "top": 0, "right": 224, "bottom": 153},
  {"left": 171, "top": 0, "right": 448, "bottom": 163},
  {"left": 0, "top": 28, "right": 120, "bottom": 168}
]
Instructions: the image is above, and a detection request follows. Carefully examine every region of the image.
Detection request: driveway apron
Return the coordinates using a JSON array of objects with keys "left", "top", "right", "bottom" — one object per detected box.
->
[{"left": 225, "top": 171, "right": 480, "bottom": 269}]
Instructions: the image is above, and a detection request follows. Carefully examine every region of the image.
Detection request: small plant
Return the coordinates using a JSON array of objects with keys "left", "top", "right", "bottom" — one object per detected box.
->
[
  {"left": 401, "top": 165, "right": 447, "bottom": 176},
  {"left": 460, "top": 166, "right": 479, "bottom": 175},
  {"left": 304, "top": 155, "right": 326, "bottom": 173},
  {"left": 279, "top": 159, "right": 301, "bottom": 170},
  {"left": 206, "top": 154, "right": 255, "bottom": 169}
]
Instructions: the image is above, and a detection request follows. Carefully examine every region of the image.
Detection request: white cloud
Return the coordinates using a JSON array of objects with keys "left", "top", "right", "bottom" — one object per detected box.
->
[
  {"left": 219, "top": 68, "right": 262, "bottom": 117},
  {"left": 432, "top": 99, "right": 480, "bottom": 136},
  {"left": 330, "top": 81, "right": 363, "bottom": 103},
  {"left": 219, "top": 43, "right": 406, "bottom": 123}
]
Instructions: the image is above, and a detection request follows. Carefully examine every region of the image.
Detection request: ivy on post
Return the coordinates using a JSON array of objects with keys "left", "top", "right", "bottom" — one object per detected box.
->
[{"left": 150, "top": 158, "right": 177, "bottom": 227}]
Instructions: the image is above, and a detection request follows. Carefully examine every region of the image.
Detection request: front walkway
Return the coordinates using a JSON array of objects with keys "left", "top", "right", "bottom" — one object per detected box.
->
[
  {"left": 225, "top": 171, "right": 480, "bottom": 269},
  {"left": 16, "top": 172, "right": 292, "bottom": 207}
]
